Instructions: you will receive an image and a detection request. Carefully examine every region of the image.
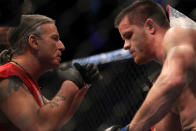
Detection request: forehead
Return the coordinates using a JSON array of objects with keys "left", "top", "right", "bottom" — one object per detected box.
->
[
  {"left": 40, "top": 23, "right": 58, "bottom": 35},
  {"left": 118, "top": 15, "right": 134, "bottom": 34}
]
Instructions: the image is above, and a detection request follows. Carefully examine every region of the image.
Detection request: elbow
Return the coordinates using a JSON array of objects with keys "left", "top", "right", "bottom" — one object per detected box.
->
[
  {"left": 62, "top": 80, "right": 79, "bottom": 95},
  {"left": 164, "top": 75, "right": 186, "bottom": 97}
]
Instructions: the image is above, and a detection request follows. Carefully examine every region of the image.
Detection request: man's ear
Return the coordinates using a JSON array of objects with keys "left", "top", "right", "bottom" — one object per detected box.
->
[
  {"left": 144, "top": 18, "right": 156, "bottom": 34},
  {"left": 28, "top": 34, "right": 39, "bottom": 50}
]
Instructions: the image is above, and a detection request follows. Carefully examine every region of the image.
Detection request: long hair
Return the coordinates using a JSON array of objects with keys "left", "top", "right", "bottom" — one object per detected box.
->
[{"left": 0, "top": 14, "right": 55, "bottom": 65}]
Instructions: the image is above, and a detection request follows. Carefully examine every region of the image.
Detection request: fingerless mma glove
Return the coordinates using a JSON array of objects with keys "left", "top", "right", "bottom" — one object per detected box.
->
[
  {"left": 56, "top": 62, "right": 102, "bottom": 89},
  {"left": 74, "top": 62, "right": 102, "bottom": 84},
  {"left": 56, "top": 67, "right": 84, "bottom": 89}
]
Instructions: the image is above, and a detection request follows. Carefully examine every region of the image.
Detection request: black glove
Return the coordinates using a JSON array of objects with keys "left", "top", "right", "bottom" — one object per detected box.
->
[
  {"left": 104, "top": 125, "right": 129, "bottom": 131},
  {"left": 41, "top": 62, "right": 102, "bottom": 90},
  {"left": 56, "top": 68, "right": 84, "bottom": 89},
  {"left": 73, "top": 62, "right": 103, "bottom": 84}
]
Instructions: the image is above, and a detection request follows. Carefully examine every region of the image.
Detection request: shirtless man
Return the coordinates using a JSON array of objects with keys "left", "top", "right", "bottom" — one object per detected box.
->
[{"left": 105, "top": 0, "right": 196, "bottom": 131}]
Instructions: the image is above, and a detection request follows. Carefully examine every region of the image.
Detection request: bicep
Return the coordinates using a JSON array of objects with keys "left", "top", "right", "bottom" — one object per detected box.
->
[
  {"left": 0, "top": 77, "right": 40, "bottom": 130},
  {"left": 149, "top": 45, "right": 195, "bottom": 104},
  {"left": 160, "top": 45, "right": 195, "bottom": 88},
  {"left": 163, "top": 27, "right": 196, "bottom": 85}
]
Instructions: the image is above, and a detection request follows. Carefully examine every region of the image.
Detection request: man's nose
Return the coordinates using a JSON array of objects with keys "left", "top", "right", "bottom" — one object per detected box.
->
[
  {"left": 57, "top": 40, "right": 65, "bottom": 51},
  {"left": 123, "top": 41, "right": 130, "bottom": 50}
]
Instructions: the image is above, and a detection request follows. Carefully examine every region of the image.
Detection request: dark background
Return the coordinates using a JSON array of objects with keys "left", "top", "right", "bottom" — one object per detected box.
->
[
  {"left": 30, "top": 0, "right": 196, "bottom": 63},
  {"left": 0, "top": 0, "right": 195, "bottom": 131},
  {"left": 33, "top": 1, "right": 195, "bottom": 130},
  {"left": 0, "top": 0, "right": 194, "bottom": 131}
]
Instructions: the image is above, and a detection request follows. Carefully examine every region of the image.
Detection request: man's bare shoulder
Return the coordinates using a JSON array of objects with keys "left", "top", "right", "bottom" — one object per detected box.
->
[
  {"left": 163, "top": 26, "right": 196, "bottom": 52},
  {"left": 162, "top": 26, "right": 196, "bottom": 61},
  {"left": 0, "top": 76, "right": 30, "bottom": 101},
  {"left": 165, "top": 26, "right": 196, "bottom": 43}
]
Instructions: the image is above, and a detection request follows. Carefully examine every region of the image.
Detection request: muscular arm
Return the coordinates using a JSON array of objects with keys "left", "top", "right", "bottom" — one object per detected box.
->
[
  {"left": 0, "top": 77, "right": 86, "bottom": 131},
  {"left": 39, "top": 83, "right": 89, "bottom": 130},
  {"left": 128, "top": 28, "right": 195, "bottom": 131},
  {"left": 59, "top": 86, "right": 89, "bottom": 125}
]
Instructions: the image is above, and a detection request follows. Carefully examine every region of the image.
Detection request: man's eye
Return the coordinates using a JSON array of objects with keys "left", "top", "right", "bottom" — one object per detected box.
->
[
  {"left": 52, "top": 36, "right": 59, "bottom": 41},
  {"left": 124, "top": 33, "right": 132, "bottom": 39}
]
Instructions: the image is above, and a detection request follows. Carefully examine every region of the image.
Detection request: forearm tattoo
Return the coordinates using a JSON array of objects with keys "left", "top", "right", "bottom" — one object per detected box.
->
[{"left": 48, "top": 95, "right": 66, "bottom": 108}]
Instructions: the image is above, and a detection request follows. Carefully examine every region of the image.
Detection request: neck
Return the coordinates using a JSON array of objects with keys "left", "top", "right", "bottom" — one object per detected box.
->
[
  {"left": 11, "top": 53, "right": 46, "bottom": 80},
  {"left": 152, "top": 28, "right": 168, "bottom": 65},
  {"left": 153, "top": 42, "right": 163, "bottom": 64}
]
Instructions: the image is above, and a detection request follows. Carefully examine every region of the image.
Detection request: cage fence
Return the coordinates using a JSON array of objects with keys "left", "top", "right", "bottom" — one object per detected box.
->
[{"left": 38, "top": 49, "right": 161, "bottom": 131}]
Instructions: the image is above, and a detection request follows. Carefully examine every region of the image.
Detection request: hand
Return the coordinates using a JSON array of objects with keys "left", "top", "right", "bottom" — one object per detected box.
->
[
  {"left": 104, "top": 125, "right": 129, "bottom": 131},
  {"left": 73, "top": 62, "right": 103, "bottom": 85},
  {"left": 56, "top": 68, "right": 84, "bottom": 89}
]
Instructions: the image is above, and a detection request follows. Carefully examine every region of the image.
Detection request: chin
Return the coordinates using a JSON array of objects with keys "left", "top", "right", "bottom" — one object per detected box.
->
[
  {"left": 54, "top": 62, "right": 60, "bottom": 67},
  {"left": 134, "top": 58, "right": 150, "bottom": 65},
  {"left": 135, "top": 61, "right": 145, "bottom": 65},
  {"left": 49, "top": 61, "right": 60, "bottom": 69}
]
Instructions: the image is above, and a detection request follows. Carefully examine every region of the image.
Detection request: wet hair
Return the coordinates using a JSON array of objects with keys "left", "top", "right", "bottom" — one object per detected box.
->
[
  {"left": 114, "top": 0, "right": 169, "bottom": 28},
  {"left": 0, "top": 14, "right": 55, "bottom": 65}
]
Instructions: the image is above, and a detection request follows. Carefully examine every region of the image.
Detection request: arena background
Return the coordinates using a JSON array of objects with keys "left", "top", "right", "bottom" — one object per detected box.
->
[
  {"left": 25, "top": 0, "right": 196, "bottom": 130},
  {"left": 31, "top": 0, "right": 196, "bottom": 62}
]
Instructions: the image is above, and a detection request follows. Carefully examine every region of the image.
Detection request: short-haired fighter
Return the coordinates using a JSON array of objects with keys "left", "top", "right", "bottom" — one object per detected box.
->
[{"left": 105, "top": 0, "right": 196, "bottom": 131}]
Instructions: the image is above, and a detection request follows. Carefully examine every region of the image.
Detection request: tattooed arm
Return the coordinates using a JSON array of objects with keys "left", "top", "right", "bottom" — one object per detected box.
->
[
  {"left": 40, "top": 81, "right": 88, "bottom": 130},
  {"left": 0, "top": 76, "right": 42, "bottom": 130},
  {"left": 62, "top": 87, "right": 88, "bottom": 124},
  {"left": 0, "top": 77, "right": 84, "bottom": 131}
]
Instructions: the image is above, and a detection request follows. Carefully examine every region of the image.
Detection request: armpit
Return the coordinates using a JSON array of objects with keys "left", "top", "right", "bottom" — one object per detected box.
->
[{"left": 171, "top": 102, "right": 179, "bottom": 115}]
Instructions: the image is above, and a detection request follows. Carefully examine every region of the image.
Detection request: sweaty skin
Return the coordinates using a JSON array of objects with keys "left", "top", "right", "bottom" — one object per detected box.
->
[
  {"left": 118, "top": 14, "right": 196, "bottom": 131},
  {"left": 155, "top": 27, "right": 196, "bottom": 131}
]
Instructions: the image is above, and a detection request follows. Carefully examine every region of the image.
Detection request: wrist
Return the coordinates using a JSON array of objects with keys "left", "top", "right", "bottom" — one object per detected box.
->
[{"left": 62, "top": 80, "right": 79, "bottom": 91}]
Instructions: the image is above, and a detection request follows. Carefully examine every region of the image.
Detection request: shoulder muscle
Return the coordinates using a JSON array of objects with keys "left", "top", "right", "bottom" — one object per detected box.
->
[
  {"left": 0, "top": 76, "right": 29, "bottom": 101},
  {"left": 163, "top": 27, "right": 196, "bottom": 51}
]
